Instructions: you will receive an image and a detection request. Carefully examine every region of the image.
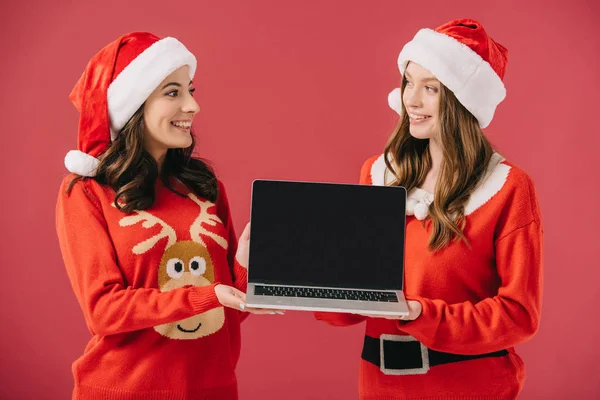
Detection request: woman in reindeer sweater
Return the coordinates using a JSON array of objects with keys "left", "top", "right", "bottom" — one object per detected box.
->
[
  {"left": 56, "top": 32, "right": 276, "bottom": 400},
  {"left": 316, "top": 19, "right": 543, "bottom": 400}
]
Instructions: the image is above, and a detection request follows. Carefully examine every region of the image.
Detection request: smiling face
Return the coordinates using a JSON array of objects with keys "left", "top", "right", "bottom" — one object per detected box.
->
[
  {"left": 142, "top": 65, "right": 200, "bottom": 161},
  {"left": 402, "top": 62, "right": 442, "bottom": 140},
  {"left": 153, "top": 241, "right": 225, "bottom": 339}
]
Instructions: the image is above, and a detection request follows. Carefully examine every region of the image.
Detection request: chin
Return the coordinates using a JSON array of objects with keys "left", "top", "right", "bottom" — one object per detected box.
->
[
  {"left": 168, "top": 137, "right": 193, "bottom": 150},
  {"left": 409, "top": 129, "right": 434, "bottom": 140}
]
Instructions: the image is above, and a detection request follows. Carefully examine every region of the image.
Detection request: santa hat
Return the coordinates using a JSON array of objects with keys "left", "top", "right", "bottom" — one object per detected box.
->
[
  {"left": 65, "top": 32, "right": 197, "bottom": 177},
  {"left": 388, "top": 19, "right": 508, "bottom": 128}
]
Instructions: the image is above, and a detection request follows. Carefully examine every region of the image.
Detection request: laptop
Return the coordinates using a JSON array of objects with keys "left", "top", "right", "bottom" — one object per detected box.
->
[{"left": 245, "top": 179, "right": 409, "bottom": 316}]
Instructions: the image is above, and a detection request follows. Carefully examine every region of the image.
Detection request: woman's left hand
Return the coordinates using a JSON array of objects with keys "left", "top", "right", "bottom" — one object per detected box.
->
[
  {"left": 358, "top": 300, "right": 422, "bottom": 321},
  {"left": 235, "top": 222, "right": 251, "bottom": 269}
]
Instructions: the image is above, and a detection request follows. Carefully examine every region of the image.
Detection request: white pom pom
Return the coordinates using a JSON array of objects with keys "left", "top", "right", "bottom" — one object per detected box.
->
[
  {"left": 64, "top": 150, "right": 100, "bottom": 177},
  {"left": 387, "top": 88, "right": 403, "bottom": 115},
  {"left": 413, "top": 202, "right": 430, "bottom": 220},
  {"left": 406, "top": 198, "right": 418, "bottom": 215}
]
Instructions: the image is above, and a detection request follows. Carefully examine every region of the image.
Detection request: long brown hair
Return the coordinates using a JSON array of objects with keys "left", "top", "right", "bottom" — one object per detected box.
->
[
  {"left": 384, "top": 76, "right": 494, "bottom": 251},
  {"left": 67, "top": 105, "right": 218, "bottom": 213}
]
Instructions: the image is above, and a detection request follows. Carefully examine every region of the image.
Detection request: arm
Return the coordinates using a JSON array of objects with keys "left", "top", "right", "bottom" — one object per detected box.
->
[
  {"left": 399, "top": 219, "right": 543, "bottom": 355},
  {"left": 56, "top": 179, "right": 222, "bottom": 337}
]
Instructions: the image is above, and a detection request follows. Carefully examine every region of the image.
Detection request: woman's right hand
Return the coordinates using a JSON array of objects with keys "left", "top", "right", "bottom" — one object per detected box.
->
[
  {"left": 214, "top": 284, "right": 247, "bottom": 311},
  {"left": 214, "top": 284, "right": 285, "bottom": 315},
  {"left": 356, "top": 300, "right": 422, "bottom": 321}
]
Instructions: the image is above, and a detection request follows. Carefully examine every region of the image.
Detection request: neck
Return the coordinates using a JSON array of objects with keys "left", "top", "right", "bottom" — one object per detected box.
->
[
  {"left": 155, "top": 154, "right": 166, "bottom": 172},
  {"left": 146, "top": 145, "right": 167, "bottom": 173}
]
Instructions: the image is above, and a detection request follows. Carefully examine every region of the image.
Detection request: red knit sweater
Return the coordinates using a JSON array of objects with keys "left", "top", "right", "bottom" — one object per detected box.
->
[
  {"left": 56, "top": 176, "right": 248, "bottom": 400},
  {"left": 316, "top": 153, "right": 543, "bottom": 400}
]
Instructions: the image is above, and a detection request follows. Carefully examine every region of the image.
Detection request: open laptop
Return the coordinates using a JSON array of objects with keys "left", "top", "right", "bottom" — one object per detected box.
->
[{"left": 245, "top": 180, "right": 409, "bottom": 316}]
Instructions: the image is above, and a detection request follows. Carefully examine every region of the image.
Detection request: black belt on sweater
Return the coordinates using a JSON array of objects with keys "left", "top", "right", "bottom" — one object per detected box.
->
[{"left": 362, "top": 335, "right": 509, "bottom": 375}]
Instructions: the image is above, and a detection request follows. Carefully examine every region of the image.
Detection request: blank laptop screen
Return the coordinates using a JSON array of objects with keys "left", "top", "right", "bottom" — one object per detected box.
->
[{"left": 248, "top": 180, "right": 406, "bottom": 290}]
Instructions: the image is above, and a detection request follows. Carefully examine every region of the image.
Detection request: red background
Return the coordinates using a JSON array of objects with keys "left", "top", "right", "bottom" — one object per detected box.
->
[{"left": 1, "top": 1, "right": 598, "bottom": 399}]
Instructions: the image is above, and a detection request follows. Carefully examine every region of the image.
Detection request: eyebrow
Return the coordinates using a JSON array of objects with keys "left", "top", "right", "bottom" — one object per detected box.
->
[
  {"left": 161, "top": 80, "right": 194, "bottom": 90},
  {"left": 404, "top": 72, "right": 439, "bottom": 83}
]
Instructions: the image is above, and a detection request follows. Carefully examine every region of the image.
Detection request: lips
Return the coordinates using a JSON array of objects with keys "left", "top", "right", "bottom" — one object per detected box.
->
[
  {"left": 408, "top": 113, "right": 431, "bottom": 121},
  {"left": 408, "top": 112, "right": 432, "bottom": 125},
  {"left": 171, "top": 121, "right": 192, "bottom": 130}
]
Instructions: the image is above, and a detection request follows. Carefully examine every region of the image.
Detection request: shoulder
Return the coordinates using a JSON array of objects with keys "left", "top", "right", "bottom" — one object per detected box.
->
[
  {"left": 56, "top": 176, "right": 113, "bottom": 227},
  {"left": 496, "top": 158, "right": 541, "bottom": 224},
  {"left": 501, "top": 160, "right": 536, "bottom": 189},
  {"left": 58, "top": 174, "right": 102, "bottom": 202},
  {"left": 215, "top": 179, "right": 229, "bottom": 204},
  {"left": 469, "top": 155, "right": 542, "bottom": 228},
  {"left": 216, "top": 179, "right": 227, "bottom": 193},
  {"left": 57, "top": 174, "right": 114, "bottom": 213}
]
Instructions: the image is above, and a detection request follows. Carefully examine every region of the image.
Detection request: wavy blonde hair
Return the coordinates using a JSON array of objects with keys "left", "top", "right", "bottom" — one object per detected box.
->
[{"left": 384, "top": 76, "right": 494, "bottom": 251}]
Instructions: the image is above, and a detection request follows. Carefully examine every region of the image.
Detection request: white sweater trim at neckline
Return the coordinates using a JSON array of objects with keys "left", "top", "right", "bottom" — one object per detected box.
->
[{"left": 369, "top": 152, "right": 511, "bottom": 219}]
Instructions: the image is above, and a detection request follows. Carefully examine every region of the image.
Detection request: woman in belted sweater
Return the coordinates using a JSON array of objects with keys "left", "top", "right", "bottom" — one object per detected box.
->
[{"left": 316, "top": 18, "right": 543, "bottom": 400}]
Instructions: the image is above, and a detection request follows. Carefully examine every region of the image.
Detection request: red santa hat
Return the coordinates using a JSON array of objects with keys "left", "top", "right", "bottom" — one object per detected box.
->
[
  {"left": 388, "top": 19, "right": 508, "bottom": 128},
  {"left": 65, "top": 32, "right": 197, "bottom": 177}
]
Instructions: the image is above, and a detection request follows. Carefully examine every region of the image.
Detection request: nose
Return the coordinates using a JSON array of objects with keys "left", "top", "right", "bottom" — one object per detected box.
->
[
  {"left": 182, "top": 92, "right": 200, "bottom": 114},
  {"left": 403, "top": 86, "right": 422, "bottom": 109}
]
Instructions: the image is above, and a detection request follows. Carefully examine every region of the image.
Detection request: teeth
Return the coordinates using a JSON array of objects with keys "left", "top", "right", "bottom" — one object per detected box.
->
[
  {"left": 172, "top": 121, "right": 192, "bottom": 128},
  {"left": 409, "top": 113, "right": 429, "bottom": 120}
]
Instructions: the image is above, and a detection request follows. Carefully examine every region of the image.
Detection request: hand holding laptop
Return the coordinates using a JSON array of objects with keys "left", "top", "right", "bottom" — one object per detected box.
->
[
  {"left": 357, "top": 300, "right": 422, "bottom": 321},
  {"left": 234, "top": 222, "right": 285, "bottom": 316},
  {"left": 235, "top": 222, "right": 251, "bottom": 269}
]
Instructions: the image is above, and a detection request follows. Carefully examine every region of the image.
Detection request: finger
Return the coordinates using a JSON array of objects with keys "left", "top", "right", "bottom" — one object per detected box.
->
[
  {"left": 220, "top": 292, "right": 247, "bottom": 311},
  {"left": 247, "top": 308, "right": 272, "bottom": 315},
  {"left": 245, "top": 306, "right": 279, "bottom": 314},
  {"left": 233, "top": 299, "right": 248, "bottom": 311},
  {"left": 224, "top": 299, "right": 247, "bottom": 312},
  {"left": 229, "top": 289, "right": 247, "bottom": 311},
  {"left": 357, "top": 313, "right": 395, "bottom": 319},
  {"left": 246, "top": 307, "right": 285, "bottom": 315}
]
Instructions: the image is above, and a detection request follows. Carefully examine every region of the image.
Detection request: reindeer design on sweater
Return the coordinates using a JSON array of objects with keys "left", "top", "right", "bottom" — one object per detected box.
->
[{"left": 118, "top": 194, "right": 228, "bottom": 339}]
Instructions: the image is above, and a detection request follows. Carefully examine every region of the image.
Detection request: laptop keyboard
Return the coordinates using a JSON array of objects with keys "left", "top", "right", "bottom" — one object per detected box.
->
[{"left": 254, "top": 285, "right": 398, "bottom": 302}]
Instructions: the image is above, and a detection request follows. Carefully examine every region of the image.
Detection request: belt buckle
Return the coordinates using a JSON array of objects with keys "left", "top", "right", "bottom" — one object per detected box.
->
[{"left": 379, "top": 334, "right": 430, "bottom": 375}]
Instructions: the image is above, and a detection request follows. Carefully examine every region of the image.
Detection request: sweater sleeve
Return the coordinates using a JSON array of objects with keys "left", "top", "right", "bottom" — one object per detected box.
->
[
  {"left": 313, "top": 156, "right": 380, "bottom": 326},
  {"left": 56, "top": 179, "right": 222, "bottom": 337},
  {"left": 398, "top": 180, "right": 544, "bottom": 355},
  {"left": 216, "top": 180, "right": 250, "bottom": 322}
]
